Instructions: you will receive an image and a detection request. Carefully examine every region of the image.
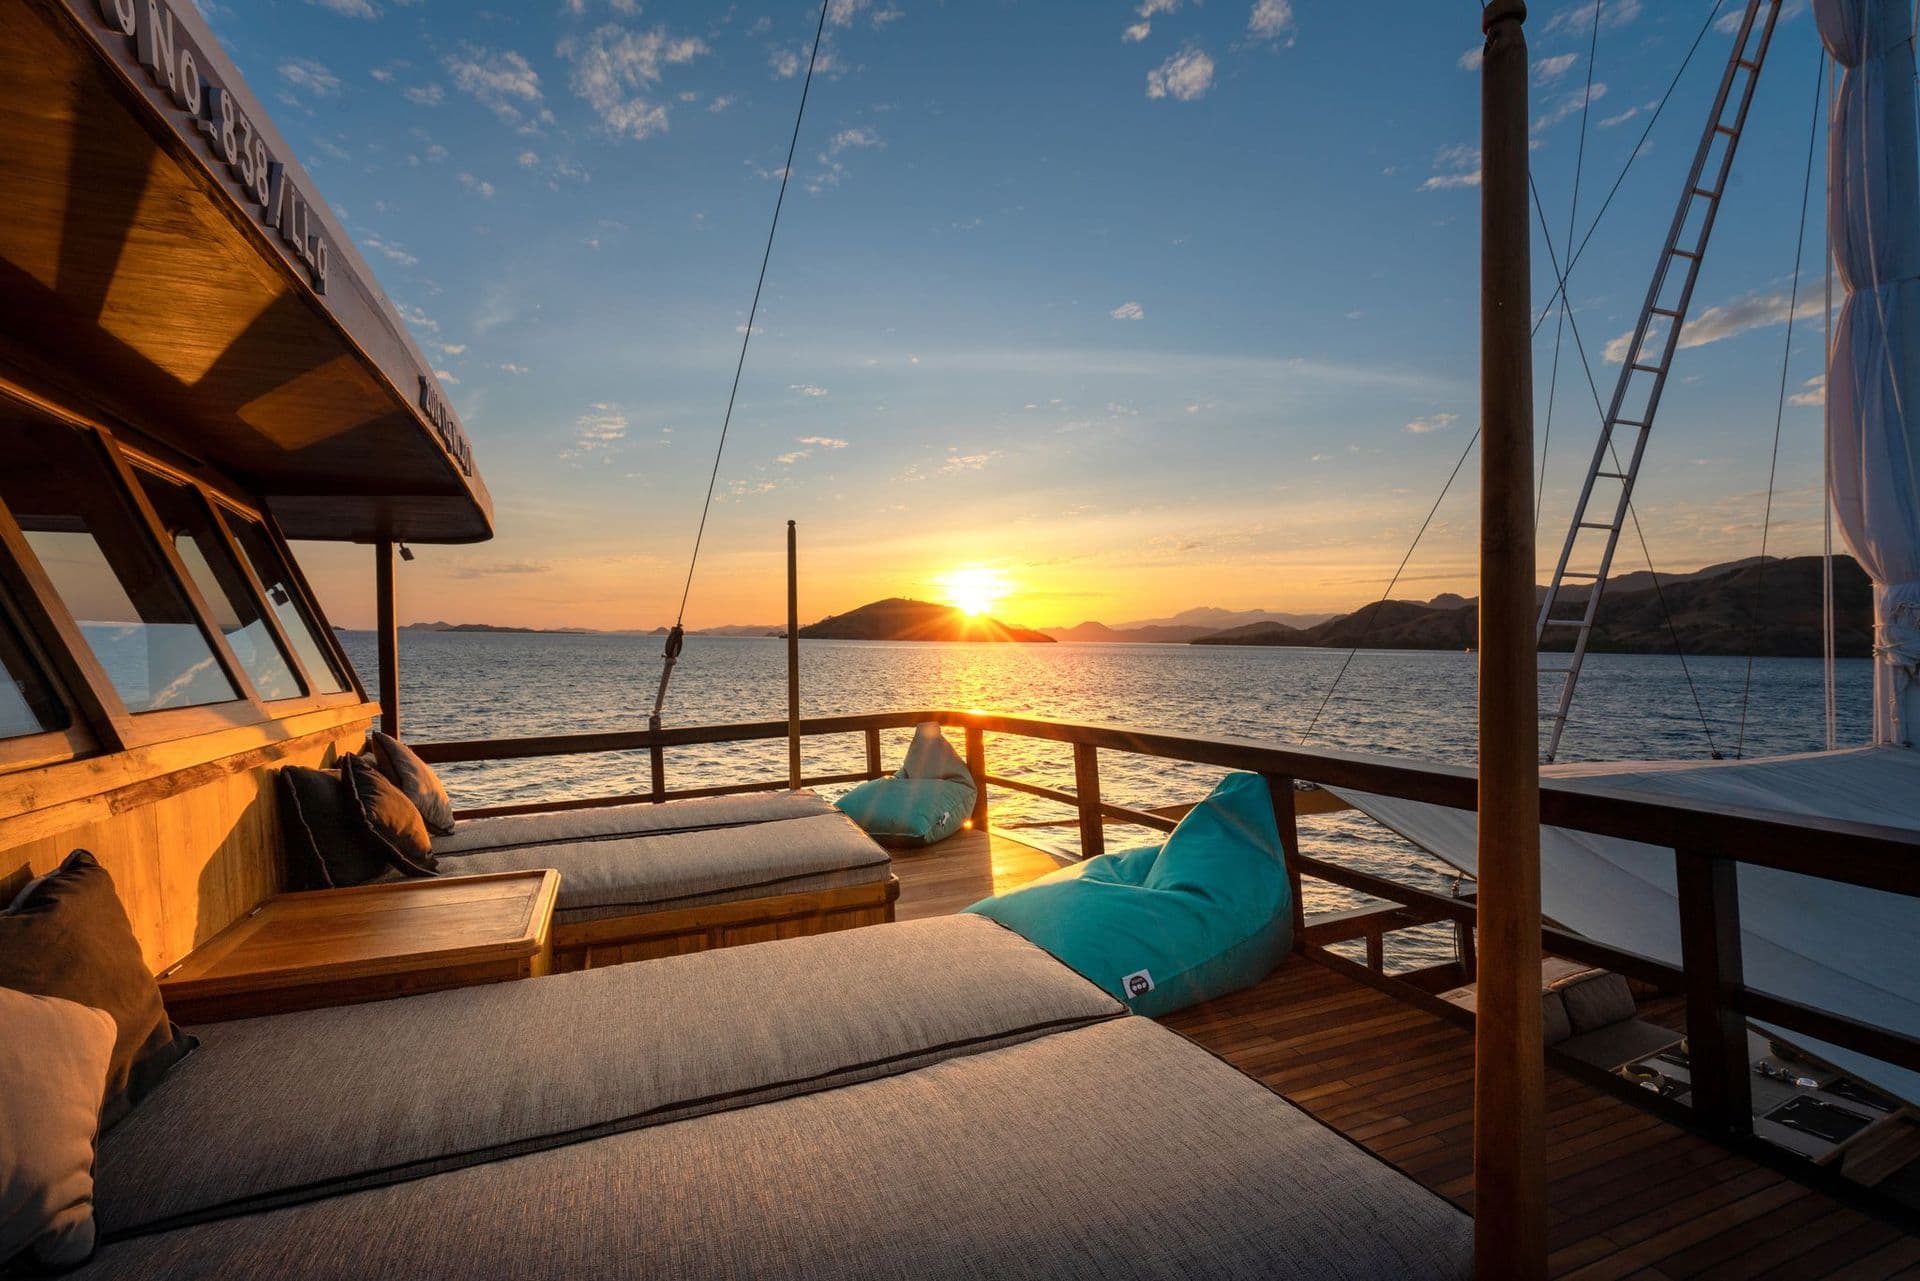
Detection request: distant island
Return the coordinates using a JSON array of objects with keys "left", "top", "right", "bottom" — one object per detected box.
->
[
  {"left": 1189, "top": 556, "right": 1870, "bottom": 657},
  {"left": 799, "top": 598, "right": 1053, "bottom": 643},
  {"left": 1044, "top": 606, "right": 1338, "bottom": 644}
]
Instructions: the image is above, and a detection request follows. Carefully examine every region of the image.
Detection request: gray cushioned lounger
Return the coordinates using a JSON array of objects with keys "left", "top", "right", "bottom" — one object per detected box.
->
[
  {"left": 77, "top": 1018, "right": 1473, "bottom": 1280},
  {"left": 431, "top": 790, "right": 836, "bottom": 856},
  {"left": 434, "top": 810, "right": 891, "bottom": 923},
  {"left": 95, "top": 915, "right": 1120, "bottom": 1237}
]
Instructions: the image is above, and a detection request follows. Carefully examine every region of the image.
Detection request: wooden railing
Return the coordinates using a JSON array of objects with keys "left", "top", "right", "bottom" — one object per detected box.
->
[{"left": 413, "top": 708, "right": 1920, "bottom": 1142}]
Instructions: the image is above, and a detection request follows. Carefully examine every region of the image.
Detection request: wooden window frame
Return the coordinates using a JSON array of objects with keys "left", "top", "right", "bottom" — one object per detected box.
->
[{"left": 0, "top": 389, "right": 373, "bottom": 773}]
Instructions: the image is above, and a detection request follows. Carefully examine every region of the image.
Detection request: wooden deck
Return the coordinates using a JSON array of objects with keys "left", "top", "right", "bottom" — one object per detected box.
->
[{"left": 898, "top": 828, "right": 1920, "bottom": 1279}]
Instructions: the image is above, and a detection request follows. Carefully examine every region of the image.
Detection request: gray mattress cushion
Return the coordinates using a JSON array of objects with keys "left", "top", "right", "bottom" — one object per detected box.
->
[
  {"left": 432, "top": 791, "right": 835, "bottom": 856},
  {"left": 77, "top": 1018, "right": 1472, "bottom": 1281},
  {"left": 95, "top": 915, "right": 1118, "bottom": 1238},
  {"left": 436, "top": 811, "right": 890, "bottom": 919}
]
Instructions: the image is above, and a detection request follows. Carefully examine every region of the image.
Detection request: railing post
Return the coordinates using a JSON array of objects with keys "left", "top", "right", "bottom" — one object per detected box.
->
[
  {"left": 964, "top": 725, "right": 989, "bottom": 831},
  {"left": 648, "top": 744, "right": 665, "bottom": 804},
  {"left": 1675, "top": 850, "right": 1752, "bottom": 1137},
  {"left": 374, "top": 539, "right": 399, "bottom": 738},
  {"left": 1073, "top": 742, "right": 1105, "bottom": 861},
  {"left": 1263, "top": 774, "right": 1308, "bottom": 948},
  {"left": 864, "top": 727, "right": 883, "bottom": 778}
]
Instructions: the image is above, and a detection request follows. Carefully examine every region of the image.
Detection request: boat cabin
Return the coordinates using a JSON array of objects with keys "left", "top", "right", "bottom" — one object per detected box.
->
[{"left": 1, "top": 2, "right": 1918, "bottom": 1279}]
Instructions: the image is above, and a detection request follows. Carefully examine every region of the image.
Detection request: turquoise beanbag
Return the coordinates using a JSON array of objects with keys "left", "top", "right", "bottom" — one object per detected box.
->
[
  {"left": 965, "top": 771, "right": 1293, "bottom": 1016},
  {"left": 835, "top": 723, "right": 977, "bottom": 848}
]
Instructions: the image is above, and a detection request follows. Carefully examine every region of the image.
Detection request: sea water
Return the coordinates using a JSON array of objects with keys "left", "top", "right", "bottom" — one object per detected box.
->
[{"left": 340, "top": 632, "right": 1875, "bottom": 969}]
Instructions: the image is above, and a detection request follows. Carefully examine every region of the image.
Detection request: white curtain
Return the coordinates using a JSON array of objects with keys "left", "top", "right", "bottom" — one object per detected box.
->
[{"left": 1817, "top": 0, "right": 1920, "bottom": 744}]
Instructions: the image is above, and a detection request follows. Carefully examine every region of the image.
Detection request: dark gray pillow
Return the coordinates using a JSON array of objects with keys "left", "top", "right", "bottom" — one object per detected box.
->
[
  {"left": 368, "top": 732, "right": 455, "bottom": 835},
  {"left": 277, "top": 765, "right": 406, "bottom": 889},
  {"left": 0, "top": 851, "right": 197, "bottom": 1129}
]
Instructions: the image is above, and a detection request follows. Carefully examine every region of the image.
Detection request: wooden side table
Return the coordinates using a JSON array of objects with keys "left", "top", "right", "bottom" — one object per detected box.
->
[{"left": 158, "top": 870, "right": 561, "bottom": 1023}]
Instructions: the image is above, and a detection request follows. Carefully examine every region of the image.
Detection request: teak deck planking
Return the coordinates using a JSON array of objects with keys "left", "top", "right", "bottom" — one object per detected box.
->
[{"left": 899, "top": 828, "right": 1920, "bottom": 1279}]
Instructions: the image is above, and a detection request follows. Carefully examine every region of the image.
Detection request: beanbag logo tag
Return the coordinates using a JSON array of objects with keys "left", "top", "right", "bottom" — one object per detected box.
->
[{"left": 1122, "top": 969, "right": 1155, "bottom": 1001}]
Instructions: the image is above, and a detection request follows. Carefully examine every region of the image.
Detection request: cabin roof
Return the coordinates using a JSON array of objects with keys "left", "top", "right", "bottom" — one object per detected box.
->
[{"left": 0, "top": 0, "right": 492, "bottom": 544}]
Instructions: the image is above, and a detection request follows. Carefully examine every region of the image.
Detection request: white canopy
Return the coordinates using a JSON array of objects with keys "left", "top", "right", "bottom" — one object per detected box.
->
[
  {"left": 1818, "top": 0, "right": 1920, "bottom": 744},
  {"left": 1334, "top": 746, "right": 1920, "bottom": 1102}
]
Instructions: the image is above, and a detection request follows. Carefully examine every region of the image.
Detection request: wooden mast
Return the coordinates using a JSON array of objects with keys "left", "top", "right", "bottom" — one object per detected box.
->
[
  {"left": 1474, "top": 2, "right": 1546, "bottom": 1276},
  {"left": 786, "top": 520, "right": 802, "bottom": 790}
]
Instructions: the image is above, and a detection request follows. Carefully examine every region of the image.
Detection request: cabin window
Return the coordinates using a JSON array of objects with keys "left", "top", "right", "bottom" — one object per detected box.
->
[
  {"left": 219, "top": 512, "right": 350, "bottom": 695},
  {"left": 0, "top": 420, "right": 238, "bottom": 712},
  {"left": 0, "top": 591, "right": 68, "bottom": 738},
  {"left": 134, "top": 470, "right": 306, "bottom": 702}
]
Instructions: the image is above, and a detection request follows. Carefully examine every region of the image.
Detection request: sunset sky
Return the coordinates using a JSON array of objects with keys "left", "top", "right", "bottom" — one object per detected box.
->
[{"left": 212, "top": 0, "right": 1835, "bottom": 631}]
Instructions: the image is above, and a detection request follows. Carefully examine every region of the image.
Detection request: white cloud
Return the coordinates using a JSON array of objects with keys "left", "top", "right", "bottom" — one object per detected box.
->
[
  {"left": 307, "top": 0, "right": 378, "bottom": 18},
  {"left": 1124, "top": 0, "right": 1177, "bottom": 41},
  {"left": 433, "top": 368, "right": 459, "bottom": 384},
  {"left": 403, "top": 83, "right": 444, "bottom": 106},
  {"left": 424, "top": 143, "right": 449, "bottom": 163},
  {"left": 1406, "top": 412, "right": 1458, "bottom": 434},
  {"left": 789, "top": 383, "right": 830, "bottom": 397},
  {"left": 279, "top": 58, "right": 341, "bottom": 96},
  {"left": 1111, "top": 301, "right": 1145, "bottom": 321},
  {"left": 942, "top": 451, "right": 999, "bottom": 472},
  {"left": 1458, "top": 46, "right": 1484, "bottom": 71},
  {"left": 1247, "top": 0, "right": 1293, "bottom": 41},
  {"left": 1790, "top": 374, "right": 1825, "bottom": 407},
  {"left": 1541, "top": 0, "right": 1641, "bottom": 38},
  {"left": 1146, "top": 47, "right": 1214, "bottom": 101},
  {"left": 444, "top": 46, "right": 544, "bottom": 126},
  {"left": 798, "top": 435, "right": 847, "bottom": 448},
  {"left": 1419, "top": 143, "right": 1480, "bottom": 190},
  {"left": 498, "top": 362, "right": 530, "bottom": 374},
  {"left": 708, "top": 94, "right": 736, "bottom": 113},
  {"left": 432, "top": 342, "right": 466, "bottom": 356},
  {"left": 1533, "top": 83, "right": 1607, "bottom": 135},
  {"left": 362, "top": 233, "right": 417, "bottom": 267},
  {"left": 1602, "top": 290, "right": 1827, "bottom": 363},
  {"left": 770, "top": 48, "right": 801, "bottom": 78},
  {"left": 572, "top": 403, "right": 628, "bottom": 452},
  {"left": 1599, "top": 105, "right": 1640, "bottom": 128},
  {"left": 829, "top": 125, "right": 881, "bottom": 154},
  {"left": 1533, "top": 52, "right": 1578, "bottom": 85},
  {"left": 458, "top": 172, "right": 496, "bottom": 198},
  {"left": 561, "top": 24, "right": 708, "bottom": 140},
  {"left": 397, "top": 301, "right": 439, "bottom": 333},
  {"left": 370, "top": 67, "right": 396, "bottom": 83},
  {"left": 1123, "top": 21, "right": 1152, "bottom": 41},
  {"left": 775, "top": 450, "right": 810, "bottom": 465},
  {"left": 517, "top": 150, "right": 540, "bottom": 167}
]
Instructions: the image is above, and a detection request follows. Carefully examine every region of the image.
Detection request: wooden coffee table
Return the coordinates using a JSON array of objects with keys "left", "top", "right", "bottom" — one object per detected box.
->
[{"left": 158, "top": 870, "right": 561, "bottom": 1023}]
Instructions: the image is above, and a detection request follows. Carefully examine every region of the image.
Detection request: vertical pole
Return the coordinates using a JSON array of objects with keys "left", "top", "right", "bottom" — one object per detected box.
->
[
  {"left": 374, "top": 539, "right": 399, "bottom": 739},
  {"left": 964, "top": 725, "right": 989, "bottom": 831},
  {"left": 1676, "top": 851, "right": 1752, "bottom": 1136},
  {"left": 786, "top": 520, "right": 801, "bottom": 791},
  {"left": 1476, "top": 3, "right": 1546, "bottom": 1277},
  {"left": 1263, "top": 774, "right": 1308, "bottom": 948},
  {"left": 1073, "top": 742, "right": 1105, "bottom": 861},
  {"left": 864, "top": 727, "right": 884, "bottom": 778}
]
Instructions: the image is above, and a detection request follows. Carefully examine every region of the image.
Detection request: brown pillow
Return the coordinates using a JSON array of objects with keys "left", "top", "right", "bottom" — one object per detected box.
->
[
  {"left": 340, "top": 754, "right": 437, "bottom": 876},
  {"left": 0, "top": 988, "right": 117, "bottom": 1269},
  {"left": 368, "top": 732, "right": 455, "bottom": 835},
  {"left": 0, "top": 851, "right": 197, "bottom": 1129}
]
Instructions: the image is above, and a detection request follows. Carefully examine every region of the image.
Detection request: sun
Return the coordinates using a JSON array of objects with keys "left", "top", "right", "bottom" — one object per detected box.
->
[{"left": 937, "top": 566, "right": 1011, "bottom": 617}]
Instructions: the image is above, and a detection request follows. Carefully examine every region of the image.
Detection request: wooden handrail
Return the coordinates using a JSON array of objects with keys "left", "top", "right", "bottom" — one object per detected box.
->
[{"left": 409, "top": 706, "right": 1920, "bottom": 1099}]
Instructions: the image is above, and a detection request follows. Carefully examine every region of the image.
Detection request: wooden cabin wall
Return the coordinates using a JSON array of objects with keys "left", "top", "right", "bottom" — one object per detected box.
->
[{"left": 0, "top": 709, "right": 372, "bottom": 974}]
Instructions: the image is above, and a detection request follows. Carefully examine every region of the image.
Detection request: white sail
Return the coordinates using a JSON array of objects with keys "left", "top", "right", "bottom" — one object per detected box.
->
[{"left": 1818, "top": 0, "right": 1920, "bottom": 745}]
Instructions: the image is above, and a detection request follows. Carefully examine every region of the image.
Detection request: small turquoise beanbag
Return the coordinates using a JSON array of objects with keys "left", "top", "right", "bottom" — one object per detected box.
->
[
  {"left": 965, "top": 771, "right": 1293, "bottom": 1017},
  {"left": 835, "top": 723, "right": 977, "bottom": 848}
]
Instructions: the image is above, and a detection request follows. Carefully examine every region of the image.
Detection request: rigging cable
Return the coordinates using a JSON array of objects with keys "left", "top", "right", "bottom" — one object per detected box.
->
[
  {"left": 1735, "top": 53, "right": 1826, "bottom": 760},
  {"left": 1527, "top": 175, "right": 1724, "bottom": 758},
  {"left": 649, "top": 0, "right": 832, "bottom": 730},
  {"left": 1824, "top": 55, "right": 1838, "bottom": 750},
  {"left": 1532, "top": 0, "right": 1731, "bottom": 338},
  {"left": 1537, "top": 0, "right": 1605, "bottom": 526},
  {"left": 1299, "top": 429, "right": 1481, "bottom": 745}
]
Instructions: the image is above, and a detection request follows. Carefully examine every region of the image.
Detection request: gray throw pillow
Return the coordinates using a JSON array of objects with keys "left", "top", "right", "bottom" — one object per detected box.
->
[
  {"left": 368, "top": 732, "right": 456, "bottom": 835},
  {"left": 0, "top": 988, "right": 117, "bottom": 1269}
]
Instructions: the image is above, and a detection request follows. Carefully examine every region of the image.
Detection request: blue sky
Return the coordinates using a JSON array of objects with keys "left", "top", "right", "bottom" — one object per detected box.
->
[{"left": 210, "top": 0, "right": 1835, "bottom": 629}]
